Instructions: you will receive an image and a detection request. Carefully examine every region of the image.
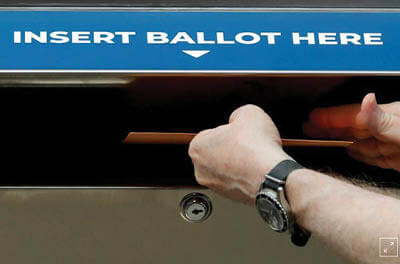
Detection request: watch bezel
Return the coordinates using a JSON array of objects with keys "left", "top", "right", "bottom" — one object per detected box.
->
[{"left": 256, "top": 189, "right": 289, "bottom": 233}]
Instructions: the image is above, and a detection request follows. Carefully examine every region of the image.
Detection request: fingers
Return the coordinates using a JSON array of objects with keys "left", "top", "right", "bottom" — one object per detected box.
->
[
  {"left": 347, "top": 138, "right": 400, "bottom": 171},
  {"left": 306, "top": 98, "right": 400, "bottom": 131},
  {"left": 303, "top": 94, "right": 400, "bottom": 171},
  {"left": 348, "top": 149, "right": 400, "bottom": 171},
  {"left": 302, "top": 122, "right": 367, "bottom": 139},
  {"left": 303, "top": 93, "right": 400, "bottom": 141},
  {"left": 303, "top": 103, "right": 366, "bottom": 139},
  {"left": 348, "top": 138, "right": 400, "bottom": 158},
  {"left": 347, "top": 149, "right": 386, "bottom": 168},
  {"left": 379, "top": 153, "right": 400, "bottom": 171},
  {"left": 308, "top": 104, "right": 363, "bottom": 129}
]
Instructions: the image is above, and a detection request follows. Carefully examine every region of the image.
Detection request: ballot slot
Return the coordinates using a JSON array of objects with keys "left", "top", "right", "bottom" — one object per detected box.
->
[
  {"left": 0, "top": 75, "right": 398, "bottom": 188},
  {"left": 0, "top": 74, "right": 135, "bottom": 88}
]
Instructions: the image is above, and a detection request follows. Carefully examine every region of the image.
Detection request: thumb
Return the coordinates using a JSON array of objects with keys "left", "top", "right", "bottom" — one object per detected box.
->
[{"left": 357, "top": 93, "right": 400, "bottom": 144}]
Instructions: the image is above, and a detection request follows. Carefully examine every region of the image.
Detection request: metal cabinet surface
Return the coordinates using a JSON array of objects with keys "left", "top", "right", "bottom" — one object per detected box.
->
[{"left": 0, "top": 189, "right": 343, "bottom": 263}]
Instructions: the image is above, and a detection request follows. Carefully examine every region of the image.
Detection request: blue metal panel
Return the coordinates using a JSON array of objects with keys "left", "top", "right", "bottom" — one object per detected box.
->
[{"left": 0, "top": 11, "right": 399, "bottom": 73}]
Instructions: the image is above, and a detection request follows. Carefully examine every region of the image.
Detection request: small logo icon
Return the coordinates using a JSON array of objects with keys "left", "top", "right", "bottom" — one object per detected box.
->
[{"left": 379, "top": 237, "right": 398, "bottom": 257}]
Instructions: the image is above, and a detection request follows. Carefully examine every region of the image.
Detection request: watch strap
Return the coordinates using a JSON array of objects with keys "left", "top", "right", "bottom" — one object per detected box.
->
[
  {"left": 268, "top": 159, "right": 304, "bottom": 182},
  {"left": 264, "top": 159, "right": 311, "bottom": 247},
  {"left": 291, "top": 223, "right": 311, "bottom": 247},
  {"left": 262, "top": 160, "right": 304, "bottom": 190}
]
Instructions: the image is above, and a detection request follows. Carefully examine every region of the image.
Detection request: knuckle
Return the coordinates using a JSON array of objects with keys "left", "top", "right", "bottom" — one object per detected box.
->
[
  {"left": 188, "top": 140, "right": 200, "bottom": 159},
  {"left": 230, "top": 104, "right": 265, "bottom": 122},
  {"left": 239, "top": 104, "right": 264, "bottom": 115},
  {"left": 188, "top": 144, "right": 196, "bottom": 159},
  {"left": 193, "top": 170, "right": 208, "bottom": 186},
  {"left": 188, "top": 138, "right": 200, "bottom": 159},
  {"left": 195, "top": 176, "right": 207, "bottom": 186},
  {"left": 188, "top": 129, "right": 212, "bottom": 158}
]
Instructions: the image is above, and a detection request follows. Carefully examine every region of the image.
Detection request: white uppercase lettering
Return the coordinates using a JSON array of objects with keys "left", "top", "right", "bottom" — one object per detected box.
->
[
  {"left": 93, "top": 32, "right": 114, "bottom": 44},
  {"left": 25, "top": 31, "right": 47, "bottom": 43},
  {"left": 71, "top": 32, "right": 90, "bottom": 44},
  {"left": 340, "top": 33, "right": 361, "bottom": 45},
  {"left": 14, "top": 31, "right": 21, "bottom": 43},
  {"left": 147, "top": 32, "right": 169, "bottom": 44},
  {"left": 292, "top": 32, "right": 315, "bottom": 45},
  {"left": 235, "top": 32, "right": 261, "bottom": 45},
  {"left": 93, "top": 32, "right": 115, "bottom": 44},
  {"left": 260, "top": 32, "right": 281, "bottom": 45},
  {"left": 170, "top": 32, "right": 195, "bottom": 44},
  {"left": 11, "top": 30, "right": 384, "bottom": 47},
  {"left": 197, "top": 32, "right": 215, "bottom": 44},
  {"left": 216, "top": 32, "right": 235, "bottom": 44},
  {"left": 364, "top": 33, "right": 383, "bottom": 45},
  {"left": 318, "top": 33, "right": 338, "bottom": 45},
  {"left": 115, "top": 32, "right": 136, "bottom": 44},
  {"left": 49, "top": 31, "right": 69, "bottom": 44}
]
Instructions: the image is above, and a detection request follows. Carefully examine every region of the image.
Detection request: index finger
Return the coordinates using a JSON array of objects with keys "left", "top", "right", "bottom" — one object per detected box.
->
[{"left": 308, "top": 104, "right": 366, "bottom": 129}]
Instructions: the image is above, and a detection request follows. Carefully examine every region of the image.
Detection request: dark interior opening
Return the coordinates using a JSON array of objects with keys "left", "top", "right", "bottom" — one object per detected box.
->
[{"left": 0, "top": 76, "right": 398, "bottom": 187}]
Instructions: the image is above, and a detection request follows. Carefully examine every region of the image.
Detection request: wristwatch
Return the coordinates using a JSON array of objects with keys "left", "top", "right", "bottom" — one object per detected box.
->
[{"left": 255, "top": 159, "right": 311, "bottom": 247}]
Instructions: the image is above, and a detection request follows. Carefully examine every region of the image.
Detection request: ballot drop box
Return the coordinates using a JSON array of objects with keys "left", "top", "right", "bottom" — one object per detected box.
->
[{"left": 0, "top": 2, "right": 398, "bottom": 263}]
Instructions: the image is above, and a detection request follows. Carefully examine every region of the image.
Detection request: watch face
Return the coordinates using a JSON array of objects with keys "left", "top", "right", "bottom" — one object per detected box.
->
[{"left": 256, "top": 194, "right": 288, "bottom": 232}]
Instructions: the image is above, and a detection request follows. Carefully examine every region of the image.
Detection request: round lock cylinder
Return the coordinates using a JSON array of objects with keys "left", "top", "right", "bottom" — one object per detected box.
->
[{"left": 179, "top": 192, "right": 212, "bottom": 223}]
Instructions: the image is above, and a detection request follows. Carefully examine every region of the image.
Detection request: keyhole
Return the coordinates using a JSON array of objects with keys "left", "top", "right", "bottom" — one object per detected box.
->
[
  {"left": 191, "top": 208, "right": 204, "bottom": 215},
  {"left": 179, "top": 192, "right": 212, "bottom": 223}
]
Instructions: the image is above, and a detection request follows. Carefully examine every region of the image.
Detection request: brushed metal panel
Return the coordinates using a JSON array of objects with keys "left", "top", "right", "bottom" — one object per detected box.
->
[{"left": 0, "top": 189, "right": 343, "bottom": 263}]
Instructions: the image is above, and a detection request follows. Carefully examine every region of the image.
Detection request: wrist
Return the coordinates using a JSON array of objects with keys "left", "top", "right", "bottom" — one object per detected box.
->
[
  {"left": 285, "top": 168, "right": 318, "bottom": 227},
  {"left": 260, "top": 150, "right": 294, "bottom": 174}
]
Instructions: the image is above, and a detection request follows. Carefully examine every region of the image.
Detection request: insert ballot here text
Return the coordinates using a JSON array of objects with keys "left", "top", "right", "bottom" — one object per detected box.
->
[{"left": 13, "top": 31, "right": 384, "bottom": 46}]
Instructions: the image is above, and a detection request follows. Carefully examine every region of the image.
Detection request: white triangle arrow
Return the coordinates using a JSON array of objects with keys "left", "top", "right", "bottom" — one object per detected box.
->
[{"left": 182, "top": 50, "right": 210, "bottom": 58}]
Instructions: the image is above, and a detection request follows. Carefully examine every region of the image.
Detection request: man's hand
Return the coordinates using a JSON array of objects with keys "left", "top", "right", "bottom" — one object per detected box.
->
[
  {"left": 303, "top": 93, "right": 400, "bottom": 170},
  {"left": 189, "top": 105, "right": 291, "bottom": 205}
]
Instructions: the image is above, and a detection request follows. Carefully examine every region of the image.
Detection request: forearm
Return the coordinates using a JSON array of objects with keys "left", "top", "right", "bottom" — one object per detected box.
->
[{"left": 286, "top": 168, "right": 400, "bottom": 264}]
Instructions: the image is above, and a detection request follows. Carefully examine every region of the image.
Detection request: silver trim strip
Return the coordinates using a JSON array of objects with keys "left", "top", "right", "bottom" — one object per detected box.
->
[
  {"left": 0, "top": 186, "right": 205, "bottom": 189},
  {"left": 0, "top": 70, "right": 398, "bottom": 76},
  {"left": 0, "top": 7, "right": 400, "bottom": 12}
]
